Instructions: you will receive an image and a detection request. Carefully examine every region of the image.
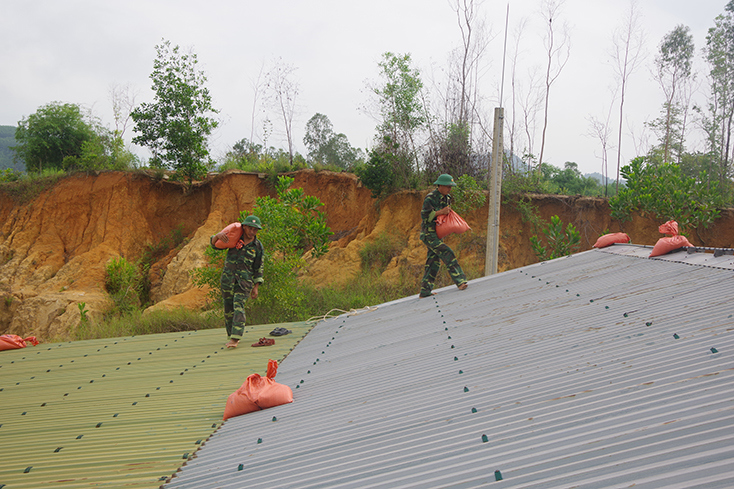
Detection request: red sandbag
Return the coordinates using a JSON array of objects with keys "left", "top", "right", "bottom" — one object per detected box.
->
[
  {"left": 593, "top": 232, "right": 630, "bottom": 248},
  {"left": 223, "top": 359, "right": 293, "bottom": 420},
  {"left": 0, "top": 335, "right": 39, "bottom": 351},
  {"left": 649, "top": 235, "right": 693, "bottom": 257},
  {"left": 213, "top": 222, "right": 243, "bottom": 249},
  {"left": 659, "top": 220, "right": 679, "bottom": 235},
  {"left": 436, "top": 210, "right": 471, "bottom": 239}
]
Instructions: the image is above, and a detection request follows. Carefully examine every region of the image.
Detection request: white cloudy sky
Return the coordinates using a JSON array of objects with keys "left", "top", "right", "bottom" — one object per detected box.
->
[{"left": 0, "top": 0, "right": 728, "bottom": 175}]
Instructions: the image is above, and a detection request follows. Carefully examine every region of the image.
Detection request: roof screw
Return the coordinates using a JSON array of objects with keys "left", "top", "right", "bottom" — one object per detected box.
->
[
  {"left": 471, "top": 407, "right": 477, "bottom": 413},
  {"left": 451, "top": 345, "right": 455, "bottom": 349},
  {"left": 23, "top": 466, "right": 32, "bottom": 473},
  {"left": 711, "top": 347, "right": 719, "bottom": 354},
  {"left": 624, "top": 313, "right": 629, "bottom": 317},
  {"left": 481, "top": 434, "right": 488, "bottom": 443},
  {"left": 495, "top": 470, "right": 503, "bottom": 481},
  {"left": 182, "top": 453, "right": 189, "bottom": 459},
  {"left": 459, "top": 370, "right": 463, "bottom": 374},
  {"left": 238, "top": 464, "right": 244, "bottom": 471},
  {"left": 54, "top": 447, "right": 63, "bottom": 452},
  {"left": 590, "top": 299, "right": 594, "bottom": 303},
  {"left": 300, "top": 380, "right": 304, "bottom": 384},
  {"left": 464, "top": 386, "right": 469, "bottom": 392},
  {"left": 646, "top": 322, "right": 652, "bottom": 326},
  {"left": 448, "top": 336, "right": 452, "bottom": 339},
  {"left": 96, "top": 423, "right": 102, "bottom": 428},
  {"left": 673, "top": 333, "right": 680, "bottom": 339},
  {"left": 272, "top": 416, "right": 277, "bottom": 422},
  {"left": 454, "top": 357, "right": 458, "bottom": 361},
  {"left": 257, "top": 438, "right": 262, "bottom": 444},
  {"left": 76, "top": 435, "right": 83, "bottom": 439},
  {"left": 605, "top": 306, "right": 609, "bottom": 309}
]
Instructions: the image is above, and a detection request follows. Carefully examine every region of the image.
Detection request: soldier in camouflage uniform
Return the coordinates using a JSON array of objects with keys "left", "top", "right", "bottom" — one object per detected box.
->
[
  {"left": 210, "top": 215, "right": 264, "bottom": 348},
  {"left": 419, "top": 174, "right": 468, "bottom": 298}
]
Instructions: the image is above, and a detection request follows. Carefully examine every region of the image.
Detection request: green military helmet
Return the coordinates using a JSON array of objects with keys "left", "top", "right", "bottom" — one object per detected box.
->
[
  {"left": 241, "top": 215, "right": 262, "bottom": 229},
  {"left": 434, "top": 174, "right": 457, "bottom": 186}
]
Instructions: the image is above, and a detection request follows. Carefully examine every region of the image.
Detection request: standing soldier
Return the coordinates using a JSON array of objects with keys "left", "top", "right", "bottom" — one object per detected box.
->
[
  {"left": 419, "top": 174, "right": 468, "bottom": 298},
  {"left": 210, "top": 215, "right": 264, "bottom": 348}
]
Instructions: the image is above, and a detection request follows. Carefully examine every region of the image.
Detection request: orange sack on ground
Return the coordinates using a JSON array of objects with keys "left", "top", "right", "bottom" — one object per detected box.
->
[
  {"left": 213, "top": 222, "right": 243, "bottom": 249},
  {"left": 593, "top": 232, "right": 631, "bottom": 249},
  {"left": 0, "top": 335, "right": 39, "bottom": 351},
  {"left": 223, "top": 359, "right": 294, "bottom": 420},
  {"left": 436, "top": 210, "right": 471, "bottom": 239}
]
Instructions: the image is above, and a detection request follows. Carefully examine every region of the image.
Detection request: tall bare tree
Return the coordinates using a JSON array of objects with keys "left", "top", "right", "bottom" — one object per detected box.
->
[
  {"left": 610, "top": 0, "right": 646, "bottom": 188},
  {"left": 537, "top": 0, "right": 570, "bottom": 174},
  {"left": 264, "top": 58, "right": 300, "bottom": 164}
]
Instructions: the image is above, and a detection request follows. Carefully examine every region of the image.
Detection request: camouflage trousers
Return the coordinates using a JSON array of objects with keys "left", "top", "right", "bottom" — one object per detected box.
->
[
  {"left": 419, "top": 229, "right": 466, "bottom": 297},
  {"left": 221, "top": 268, "right": 254, "bottom": 340}
]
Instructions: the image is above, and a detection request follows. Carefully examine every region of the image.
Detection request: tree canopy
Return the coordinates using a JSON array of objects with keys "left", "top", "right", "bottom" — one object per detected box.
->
[{"left": 13, "top": 102, "right": 97, "bottom": 173}]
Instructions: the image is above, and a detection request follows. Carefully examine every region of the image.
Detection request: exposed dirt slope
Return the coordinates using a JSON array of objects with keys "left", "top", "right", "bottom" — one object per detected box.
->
[{"left": 1, "top": 170, "right": 732, "bottom": 341}]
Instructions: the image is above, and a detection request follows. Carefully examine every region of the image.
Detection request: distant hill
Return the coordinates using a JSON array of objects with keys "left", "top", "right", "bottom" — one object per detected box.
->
[
  {"left": 585, "top": 171, "right": 624, "bottom": 186},
  {"left": 0, "top": 125, "right": 24, "bottom": 172}
]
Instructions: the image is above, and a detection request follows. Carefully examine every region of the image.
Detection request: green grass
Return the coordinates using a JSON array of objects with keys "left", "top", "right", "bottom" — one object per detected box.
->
[{"left": 74, "top": 307, "right": 223, "bottom": 341}]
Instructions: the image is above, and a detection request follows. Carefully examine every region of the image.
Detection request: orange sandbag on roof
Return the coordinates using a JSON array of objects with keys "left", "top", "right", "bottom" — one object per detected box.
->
[
  {"left": 650, "top": 234, "right": 693, "bottom": 257},
  {"left": 593, "top": 232, "right": 630, "bottom": 249},
  {"left": 223, "top": 359, "right": 293, "bottom": 420},
  {"left": 436, "top": 210, "right": 471, "bottom": 239},
  {"left": 0, "top": 335, "right": 39, "bottom": 351},
  {"left": 213, "top": 222, "right": 243, "bottom": 249},
  {"left": 659, "top": 220, "right": 679, "bottom": 235},
  {"left": 649, "top": 220, "right": 692, "bottom": 257}
]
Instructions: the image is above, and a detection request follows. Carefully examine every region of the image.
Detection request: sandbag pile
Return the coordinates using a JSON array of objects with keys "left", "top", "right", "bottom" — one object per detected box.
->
[{"left": 649, "top": 220, "right": 693, "bottom": 257}]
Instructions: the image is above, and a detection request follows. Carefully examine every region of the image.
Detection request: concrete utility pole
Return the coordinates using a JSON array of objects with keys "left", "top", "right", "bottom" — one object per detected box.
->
[
  {"left": 485, "top": 4, "right": 509, "bottom": 276},
  {"left": 485, "top": 107, "right": 504, "bottom": 276}
]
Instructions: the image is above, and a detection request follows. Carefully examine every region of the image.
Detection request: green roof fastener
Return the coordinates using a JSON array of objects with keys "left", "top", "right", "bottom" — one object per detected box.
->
[
  {"left": 646, "top": 322, "right": 652, "bottom": 326},
  {"left": 196, "top": 439, "right": 202, "bottom": 444},
  {"left": 673, "top": 333, "right": 680, "bottom": 339},
  {"left": 300, "top": 380, "right": 304, "bottom": 384},
  {"left": 459, "top": 370, "right": 463, "bottom": 374},
  {"left": 624, "top": 313, "right": 628, "bottom": 317},
  {"left": 471, "top": 407, "right": 477, "bottom": 413},
  {"left": 495, "top": 470, "right": 503, "bottom": 481},
  {"left": 451, "top": 345, "right": 455, "bottom": 349},
  {"left": 711, "top": 347, "right": 719, "bottom": 353},
  {"left": 257, "top": 438, "right": 263, "bottom": 444},
  {"left": 211, "top": 423, "right": 217, "bottom": 428},
  {"left": 448, "top": 336, "right": 452, "bottom": 339},
  {"left": 54, "top": 447, "right": 63, "bottom": 452},
  {"left": 464, "top": 386, "right": 469, "bottom": 392},
  {"left": 295, "top": 385, "right": 299, "bottom": 389},
  {"left": 76, "top": 435, "right": 83, "bottom": 439},
  {"left": 481, "top": 434, "right": 488, "bottom": 443},
  {"left": 272, "top": 416, "right": 277, "bottom": 422},
  {"left": 132, "top": 402, "right": 137, "bottom": 405},
  {"left": 23, "top": 466, "right": 32, "bottom": 473},
  {"left": 590, "top": 299, "right": 594, "bottom": 303},
  {"left": 96, "top": 423, "right": 102, "bottom": 428},
  {"left": 605, "top": 306, "right": 609, "bottom": 309},
  {"left": 182, "top": 453, "right": 189, "bottom": 459},
  {"left": 238, "top": 464, "right": 244, "bottom": 471},
  {"left": 454, "top": 357, "right": 458, "bottom": 361},
  {"left": 113, "top": 413, "right": 119, "bottom": 417}
]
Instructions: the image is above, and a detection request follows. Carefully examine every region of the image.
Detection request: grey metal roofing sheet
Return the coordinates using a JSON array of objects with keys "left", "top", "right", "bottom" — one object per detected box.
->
[
  {"left": 0, "top": 321, "right": 314, "bottom": 488},
  {"left": 165, "top": 245, "right": 734, "bottom": 489}
]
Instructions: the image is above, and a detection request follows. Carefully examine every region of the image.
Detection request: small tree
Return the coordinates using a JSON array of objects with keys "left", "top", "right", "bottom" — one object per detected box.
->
[
  {"left": 131, "top": 39, "right": 219, "bottom": 183},
  {"left": 530, "top": 215, "right": 581, "bottom": 261},
  {"left": 191, "top": 176, "right": 332, "bottom": 323}
]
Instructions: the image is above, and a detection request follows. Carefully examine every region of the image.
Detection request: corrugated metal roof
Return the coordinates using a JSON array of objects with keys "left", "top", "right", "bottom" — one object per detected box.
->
[
  {"left": 0, "top": 321, "right": 314, "bottom": 488},
  {"left": 164, "top": 245, "right": 734, "bottom": 488}
]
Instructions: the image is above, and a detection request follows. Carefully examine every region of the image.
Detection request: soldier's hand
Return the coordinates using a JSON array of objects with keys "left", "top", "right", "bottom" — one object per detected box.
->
[
  {"left": 251, "top": 284, "right": 259, "bottom": 299},
  {"left": 236, "top": 240, "right": 244, "bottom": 249}
]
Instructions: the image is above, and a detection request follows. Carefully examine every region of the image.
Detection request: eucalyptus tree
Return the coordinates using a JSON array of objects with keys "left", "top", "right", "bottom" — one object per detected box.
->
[{"left": 650, "top": 25, "right": 694, "bottom": 165}]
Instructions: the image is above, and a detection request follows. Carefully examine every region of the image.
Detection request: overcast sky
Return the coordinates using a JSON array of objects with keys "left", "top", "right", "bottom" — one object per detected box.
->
[{"left": 1, "top": 0, "right": 729, "bottom": 175}]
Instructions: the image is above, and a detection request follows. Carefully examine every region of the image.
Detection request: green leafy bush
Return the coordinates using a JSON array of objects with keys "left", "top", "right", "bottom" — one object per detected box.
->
[
  {"left": 530, "top": 215, "right": 581, "bottom": 261},
  {"left": 610, "top": 157, "right": 723, "bottom": 233},
  {"left": 105, "top": 256, "right": 144, "bottom": 314}
]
